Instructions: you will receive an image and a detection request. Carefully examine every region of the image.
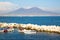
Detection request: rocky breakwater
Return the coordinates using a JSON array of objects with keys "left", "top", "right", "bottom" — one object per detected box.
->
[{"left": 0, "top": 23, "right": 60, "bottom": 34}]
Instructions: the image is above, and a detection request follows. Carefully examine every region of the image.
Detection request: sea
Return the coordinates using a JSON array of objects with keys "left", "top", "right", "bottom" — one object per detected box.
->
[{"left": 0, "top": 16, "right": 60, "bottom": 40}]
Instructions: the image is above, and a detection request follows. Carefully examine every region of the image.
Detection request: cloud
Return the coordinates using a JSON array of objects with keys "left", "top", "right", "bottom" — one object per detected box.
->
[{"left": 0, "top": 2, "right": 20, "bottom": 12}]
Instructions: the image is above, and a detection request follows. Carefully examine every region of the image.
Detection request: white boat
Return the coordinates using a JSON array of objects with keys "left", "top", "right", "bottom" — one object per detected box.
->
[
  {"left": 18, "top": 29, "right": 36, "bottom": 34},
  {"left": 7, "top": 28, "right": 14, "bottom": 32}
]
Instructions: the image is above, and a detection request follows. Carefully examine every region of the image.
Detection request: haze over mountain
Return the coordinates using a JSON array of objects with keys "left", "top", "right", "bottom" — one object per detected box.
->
[
  {"left": 0, "top": 0, "right": 60, "bottom": 16},
  {"left": 2, "top": 7, "right": 60, "bottom": 16}
]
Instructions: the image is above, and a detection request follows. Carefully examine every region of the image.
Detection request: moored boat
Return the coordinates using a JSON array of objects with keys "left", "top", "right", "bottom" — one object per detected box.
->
[
  {"left": 18, "top": 29, "right": 36, "bottom": 34},
  {"left": 0, "top": 28, "right": 14, "bottom": 33}
]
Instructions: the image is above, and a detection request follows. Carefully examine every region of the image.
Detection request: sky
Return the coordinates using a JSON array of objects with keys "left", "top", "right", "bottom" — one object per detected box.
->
[{"left": 0, "top": 0, "right": 60, "bottom": 13}]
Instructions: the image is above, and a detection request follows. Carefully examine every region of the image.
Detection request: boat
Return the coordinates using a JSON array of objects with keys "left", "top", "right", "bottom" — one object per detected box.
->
[
  {"left": 0, "top": 28, "right": 14, "bottom": 33},
  {"left": 18, "top": 29, "right": 36, "bottom": 34},
  {"left": 7, "top": 28, "right": 14, "bottom": 32}
]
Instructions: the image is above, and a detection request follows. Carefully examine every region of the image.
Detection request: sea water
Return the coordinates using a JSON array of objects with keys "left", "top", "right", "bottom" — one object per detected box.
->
[{"left": 0, "top": 16, "right": 60, "bottom": 40}]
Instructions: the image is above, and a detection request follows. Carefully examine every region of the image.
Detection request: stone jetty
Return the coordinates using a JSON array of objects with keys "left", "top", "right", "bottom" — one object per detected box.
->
[{"left": 0, "top": 23, "right": 60, "bottom": 34}]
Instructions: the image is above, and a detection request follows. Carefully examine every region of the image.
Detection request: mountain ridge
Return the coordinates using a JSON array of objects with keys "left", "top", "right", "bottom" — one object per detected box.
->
[{"left": 0, "top": 7, "right": 60, "bottom": 16}]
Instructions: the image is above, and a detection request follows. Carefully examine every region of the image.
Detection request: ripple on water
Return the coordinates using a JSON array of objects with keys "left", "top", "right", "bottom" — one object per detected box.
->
[{"left": 0, "top": 32, "right": 60, "bottom": 40}]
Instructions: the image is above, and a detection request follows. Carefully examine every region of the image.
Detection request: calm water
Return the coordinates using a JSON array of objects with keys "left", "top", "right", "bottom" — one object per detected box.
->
[{"left": 0, "top": 16, "right": 60, "bottom": 40}]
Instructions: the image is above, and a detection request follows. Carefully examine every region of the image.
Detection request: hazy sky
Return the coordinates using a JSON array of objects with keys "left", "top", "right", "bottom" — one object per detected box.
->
[
  {"left": 0, "top": 0, "right": 60, "bottom": 13},
  {"left": 0, "top": 0, "right": 60, "bottom": 7}
]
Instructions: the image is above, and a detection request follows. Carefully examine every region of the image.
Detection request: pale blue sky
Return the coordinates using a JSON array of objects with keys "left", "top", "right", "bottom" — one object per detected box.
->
[
  {"left": 0, "top": 0, "right": 60, "bottom": 13},
  {"left": 0, "top": 0, "right": 60, "bottom": 8}
]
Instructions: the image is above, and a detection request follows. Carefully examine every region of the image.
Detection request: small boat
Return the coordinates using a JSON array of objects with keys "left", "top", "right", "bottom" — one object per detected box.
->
[
  {"left": 0, "top": 28, "right": 14, "bottom": 33},
  {"left": 18, "top": 29, "right": 36, "bottom": 34},
  {"left": 0, "top": 30, "right": 8, "bottom": 33},
  {"left": 4, "top": 29, "right": 8, "bottom": 33},
  {"left": 7, "top": 28, "right": 14, "bottom": 32}
]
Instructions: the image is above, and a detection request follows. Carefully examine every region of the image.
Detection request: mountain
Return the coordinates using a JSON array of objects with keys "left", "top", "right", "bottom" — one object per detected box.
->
[{"left": 2, "top": 7, "right": 60, "bottom": 16}]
